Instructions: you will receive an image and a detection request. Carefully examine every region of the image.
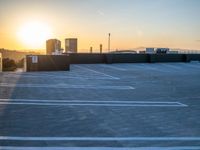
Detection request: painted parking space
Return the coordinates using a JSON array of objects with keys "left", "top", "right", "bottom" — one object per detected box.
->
[{"left": 0, "top": 63, "right": 200, "bottom": 149}]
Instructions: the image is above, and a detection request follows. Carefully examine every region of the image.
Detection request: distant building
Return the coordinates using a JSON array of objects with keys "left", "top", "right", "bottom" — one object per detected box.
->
[
  {"left": 167, "top": 50, "right": 178, "bottom": 54},
  {"left": 146, "top": 48, "right": 155, "bottom": 54},
  {"left": 139, "top": 51, "right": 146, "bottom": 54},
  {"left": 46, "top": 39, "right": 61, "bottom": 55},
  {"left": 110, "top": 50, "right": 137, "bottom": 54},
  {"left": 65, "top": 38, "right": 77, "bottom": 53},
  {"left": 156, "top": 48, "right": 170, "bottom": 54}
]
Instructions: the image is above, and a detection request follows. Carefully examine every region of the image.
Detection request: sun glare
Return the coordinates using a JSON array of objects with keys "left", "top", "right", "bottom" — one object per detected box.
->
[{"left": 17, "top": 21, "right": 52, "bottom": 49}]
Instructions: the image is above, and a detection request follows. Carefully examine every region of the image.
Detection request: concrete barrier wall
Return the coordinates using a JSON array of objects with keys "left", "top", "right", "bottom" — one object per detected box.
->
[
  {"left": 69, "top": 53, "right": 150, "bottom": 64},
  {"left": 70, "top": 53, "right": 106, "bottom": 64},
  {"left": 69, "top": 53, "right": 200, "bottom": 64},
  {"left": 150, "top": 54, "right": 186, "bottom": 63},
  {"left": 185, "top": 54, "right": 200, "bottom": 62},
  {"left": 25, "top": 54, "right": 200, "bottom": 72},
  {"left": 107, "top": 54, "right": 150, "bottom": 64},
  {"left": 26, "top": 55, "right": 70, "bottom": 72}
]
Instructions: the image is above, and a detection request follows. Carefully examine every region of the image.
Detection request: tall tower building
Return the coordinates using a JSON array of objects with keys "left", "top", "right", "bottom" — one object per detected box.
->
[
  {"left": 65, "top": 38, "right": 78, "bottom": 53},
  {"left": 46, "top": 39, "right": 61, "bottom": 55}
]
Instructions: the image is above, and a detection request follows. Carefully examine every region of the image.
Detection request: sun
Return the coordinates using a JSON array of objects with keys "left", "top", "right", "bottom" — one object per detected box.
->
[{"left": 17, "top": 21, "right": 52, "bottom": 49}]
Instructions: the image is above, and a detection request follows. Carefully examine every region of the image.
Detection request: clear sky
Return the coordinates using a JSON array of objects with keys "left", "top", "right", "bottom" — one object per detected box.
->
[{"left": 0, "top": 0, "right": 200, "bottom": 52}]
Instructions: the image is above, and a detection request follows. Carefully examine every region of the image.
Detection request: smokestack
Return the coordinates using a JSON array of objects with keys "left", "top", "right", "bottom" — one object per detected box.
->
[
  {"left": 108, "top": 33, "right": 111, "bottom": 52},
  {"left": 90, "top": 47, "right": 93, "bottom": 53},
  {"left": 100, "top": 44, "right": 103, "bottom": 54}
]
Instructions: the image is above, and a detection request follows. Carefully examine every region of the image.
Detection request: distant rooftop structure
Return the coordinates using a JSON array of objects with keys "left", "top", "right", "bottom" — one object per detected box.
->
[
  {"left": 177, "top": 49, "right": 200, "bottom": 54},
  {"left": 146, "top": 48, "right": 155, "bottom": 54},
  {"left": 110, "top": 50, "right": 137, "bottom": 54},
  {"left": 145, "top": 48, "right": 170, "bottom": 54},
  {"left": 46, "top": 39, "right": 61, "bottom": 55},
  {"left": 156, "top": 48, "right": 170, "bottom": 54},
  {"left": 65, "top": 38, "right": 78, "bottom": 53}
]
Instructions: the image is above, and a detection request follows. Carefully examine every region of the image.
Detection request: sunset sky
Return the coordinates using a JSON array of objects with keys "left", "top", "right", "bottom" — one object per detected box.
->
[{"left": 0, "top": 0, "right": 200, "bottom": 52}]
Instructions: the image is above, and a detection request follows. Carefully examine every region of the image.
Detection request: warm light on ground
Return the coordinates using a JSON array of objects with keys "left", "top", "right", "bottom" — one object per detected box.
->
[{"left": 17, "top": 21, "right": 52, "bottom": 49}]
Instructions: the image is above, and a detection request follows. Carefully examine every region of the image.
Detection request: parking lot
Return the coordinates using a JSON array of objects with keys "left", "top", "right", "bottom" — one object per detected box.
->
[{"left": 0, "top": 63, "right": 200, "bottom": 149}]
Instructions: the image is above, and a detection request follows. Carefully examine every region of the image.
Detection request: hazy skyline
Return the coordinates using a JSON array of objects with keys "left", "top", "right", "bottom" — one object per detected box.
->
[{"left": 0, "top": 0, "right": 200, "bottom": 52}]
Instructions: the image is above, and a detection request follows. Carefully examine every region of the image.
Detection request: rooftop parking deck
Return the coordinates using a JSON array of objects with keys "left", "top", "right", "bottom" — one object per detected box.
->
[{"left": 0, "top": 63, "right": 200, "bottom": 149}]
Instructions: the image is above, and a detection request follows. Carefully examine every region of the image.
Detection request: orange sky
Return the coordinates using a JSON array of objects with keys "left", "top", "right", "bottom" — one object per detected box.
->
[{"left": 0, "top": 0, "right": 200, "bottom": 53}]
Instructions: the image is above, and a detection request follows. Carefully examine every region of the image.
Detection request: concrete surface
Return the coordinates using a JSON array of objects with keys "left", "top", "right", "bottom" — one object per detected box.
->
[{"left": 0, "top": 63, "right": 200, "bottom": 149}]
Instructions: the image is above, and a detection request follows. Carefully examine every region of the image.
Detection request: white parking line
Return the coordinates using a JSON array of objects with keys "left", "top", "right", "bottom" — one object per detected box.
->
[
  {"left": 75, "top": 65, "right": 120, "bottom": 79},
  {"left": 1, "top": 146, "right": 200, "bottom": 150},
  {"left": 0, "top": 99, "right": 186, "bottom": 104},
  {"left": 0, "top": 99, "right": 187, "bottom": 107},
  {"left": 0, "top": 136, "right": 200, "bottom": 141},
  {"left": 3, "top": 74, "right": 117, "bottom": 80},
  {"left": 176, "top": 102, "right": 188, "bottom": 107},
  {"left": 100, "top": 64, "right": 127, "bottom": 71},
  {"left": 0, "top": 102, "right": 187, "bottom": 107},
  {"left": 0, "top": 83, "right": 134, "bottom": 90},
  {"left": 0, "top": 102, "right": 186, "bottom": 107}
]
